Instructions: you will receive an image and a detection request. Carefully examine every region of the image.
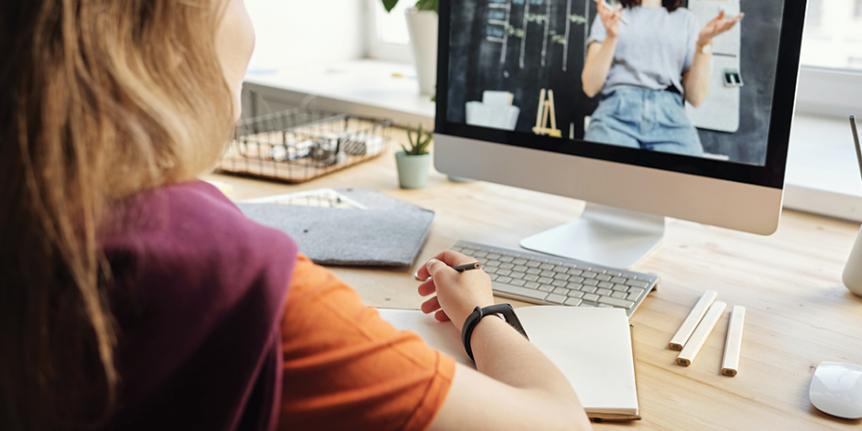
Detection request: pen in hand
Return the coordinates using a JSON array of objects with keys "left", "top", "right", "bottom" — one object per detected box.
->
[{"left": 414, "top": 261, "right": 482, "bottom": 282}]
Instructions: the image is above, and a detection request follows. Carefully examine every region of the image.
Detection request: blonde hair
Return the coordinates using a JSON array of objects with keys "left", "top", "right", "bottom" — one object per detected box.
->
[{"left": 0, "top": 0, "right": 233, "bottom": 427}]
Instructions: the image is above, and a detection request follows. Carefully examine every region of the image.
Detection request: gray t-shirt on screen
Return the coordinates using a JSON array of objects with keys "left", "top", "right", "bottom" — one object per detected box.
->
[{"left": 588, "top": 6, "right": 701, "bottom": 95}]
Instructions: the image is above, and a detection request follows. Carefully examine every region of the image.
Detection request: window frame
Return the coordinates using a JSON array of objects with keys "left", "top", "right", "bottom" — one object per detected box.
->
[{"left": 364, "top": 0, "right": 413, "bottom": 64}]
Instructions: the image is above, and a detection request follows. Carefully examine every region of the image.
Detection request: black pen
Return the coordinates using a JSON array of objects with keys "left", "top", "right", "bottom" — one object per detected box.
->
[{"left": 414, "top": 261, "right": 482, "bottom": 281}]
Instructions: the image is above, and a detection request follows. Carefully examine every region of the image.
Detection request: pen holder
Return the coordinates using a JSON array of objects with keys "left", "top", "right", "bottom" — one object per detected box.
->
[{"left": 841, "top": 226, "right": 862, "bottom": 297}]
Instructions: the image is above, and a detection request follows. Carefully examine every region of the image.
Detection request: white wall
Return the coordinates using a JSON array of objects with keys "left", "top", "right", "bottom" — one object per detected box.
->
[{"left": 246, "top": 0, "right": 367, "bottom": 72}]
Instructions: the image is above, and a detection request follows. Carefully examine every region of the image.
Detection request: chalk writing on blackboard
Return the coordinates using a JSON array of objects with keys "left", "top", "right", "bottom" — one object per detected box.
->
[{"left": 485, "top": 0, "right": 587, "bottom": 71}]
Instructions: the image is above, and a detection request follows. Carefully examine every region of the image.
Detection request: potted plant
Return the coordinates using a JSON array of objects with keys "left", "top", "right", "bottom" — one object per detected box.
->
[
  {"left": 396, "top": 124, "right": 433, "bottom": 189},
  {"left": 381, "top": 0, "right": 438, "bottom": 96}
]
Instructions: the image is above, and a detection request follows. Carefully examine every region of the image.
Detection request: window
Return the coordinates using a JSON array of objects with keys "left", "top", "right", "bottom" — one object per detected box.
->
[
  {"left": 794, "top": 0, "right": 862, "bottom": 117},
  {"left": 366, "top": 0, "right": 413, "bottom": 63},
  {"left": 801, "top": 0, "right": 862, "bottom": 71}
]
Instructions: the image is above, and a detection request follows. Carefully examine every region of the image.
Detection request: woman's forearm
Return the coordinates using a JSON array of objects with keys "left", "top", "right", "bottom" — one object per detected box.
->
[
  {"left": 684, "top": 46, "right": 712, "bottom": 107},
  {"left": 582, "top": 38, "right": 618, "bottom": 98},
  {"left": 471, "top": 317, "right": 585, "bottom": 419}
]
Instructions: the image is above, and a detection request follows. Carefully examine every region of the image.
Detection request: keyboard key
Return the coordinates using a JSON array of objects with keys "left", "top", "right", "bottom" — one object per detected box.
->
[
  {"left": 567, "top": 290, "right": 584, "bottom": 298},
  {"left": 598, "top": 282, "right": 614, "bottom": 289},
  {"left": 599, "top": 296, "right": 635, "bottom": 309},
  {"left": 525, "top": 282, "right": 540, "bottom": 289},
  {"left": 494, "top": 283, "right": 549, "bottom": 301},
  {"left": 513, "top": 258, "right": 527, "bottom": 265},
  {"left": 567, "top": 282, "right": 583, "bottom": 290},
  {"left": 554, "top": 265, "right": 568, "bottom": 272},
  {"left": 546, "top": 294, "right": 567, "bottom": 304},
  {"left": 553, "top": 287, "right": 569, "bottom": 296},
  {"left": 540, "top": 263, "right": 554, "bottom": 270},
  {"left": 510, "top": 272, "right": 525, "bottom": 279},
  {"left": 538, "top": 277, "right": 553, "bottom": 284},
  {"left": 612, "top": 291, "right": 628, "bottom": 299},
  {"left": 497, "top": 269, "right": 511, "bottom": 276},
  {"left": 499, "top": 256, "right": 513, "bottom": 263},
  {"left": 612, "top": 277, "right": 627, "bottom": 284},
  {"left": 553, "top": 273, "right": 570, "bottom": 281},
  {"left": 524, "top": 275, "right": 539, "bottom": 282},
  {"left": 568, "top": 269, "right": 583, "bottom": 276},
  {"left": 485, "top": 267, "right": 497, "bottom": 274},
  {"left": 473, "top": 251, "right": 488, "bottom": 258},
  {"left": 569, "top": 276, "right": 585, "bottom": 284},
  {"left": 583, "top": 293, "right": 600, "bottom": 302},
  {"left": 487, "top": 253, "right": 500, "bottom": 260},
  {"left": 497, "top": 276, "right": 512, "bottom": 284},
  {"left": 552, "top": 280, "right": 567, "bottom": 288},
  {"left": 627, "top": 291, "right": 642, "bottom": 301},
  {"left": 513, "top": 265, "right": 528, "bottom": 272},
  {"left": 597, "top": 274, "right": 612, "bottom": 282},
  {"left": 486, "top": 260, "right": 500, "bottom": 267},
  {"left": 500, "top": 263, "right": 514, "bottom": 269},
  {"left": 526, "top": 268, "right": 541, "bottom": 275},
  {"left": 512, "top": 279, "right": 526, "bottom": 287},
  {"left": 540, "top": 270, "right": 555, "bottom": 278},
  {"left": 612, "top": 283, "right": 629, "bottom": 292},
  {"left": 564, "top": 298, "right": 583, "bottom": 306},
  {"left": 583, "top": 271, "right": 598, "bottom": 279},
  {"left": 584, "top": 279, "right": 599, "bottom": 287},
  {"left": 526, "top": 261, "right": 541, "bottom": 268},
  {"left": 580, "top": 285, "right": 597, "bottom": 293},
  {"left": 596, "top": 288, "right": 612, "bottom": 297},
  {"left": 538, "top": 284, "right": 554, "bottom": 292},
  {"left": 628, "top": 287, "right": 646, "bottom": 297},
  {"left": 626, "top": 280, "right": 650, "bottom": 289}
]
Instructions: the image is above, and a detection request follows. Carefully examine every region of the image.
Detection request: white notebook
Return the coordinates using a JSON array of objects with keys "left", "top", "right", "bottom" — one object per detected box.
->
[{"left": 378, "top": 306, "right": 640, "bottom": 421}]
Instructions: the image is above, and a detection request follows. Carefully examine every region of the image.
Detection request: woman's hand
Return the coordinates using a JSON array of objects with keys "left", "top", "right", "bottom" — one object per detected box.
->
[
  {"left": 595, "top": 0, "right": 622, "bottom": 39},
  {"left": 697, "top": 10, "right": 743, "bottom": 49},
  {"left": 416, "top": 250, "right": 495, "bottom": 331}
]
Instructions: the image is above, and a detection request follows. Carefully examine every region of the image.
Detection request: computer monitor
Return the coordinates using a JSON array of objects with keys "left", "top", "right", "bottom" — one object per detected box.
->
[{"left": 434, "top": 0, "right": 807, "bottom": 268}]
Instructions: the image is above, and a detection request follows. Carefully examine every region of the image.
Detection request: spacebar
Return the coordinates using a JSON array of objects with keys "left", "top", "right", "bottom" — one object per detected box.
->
[{"left": 493, "top": 283, "right": 549, "bottom": 301}]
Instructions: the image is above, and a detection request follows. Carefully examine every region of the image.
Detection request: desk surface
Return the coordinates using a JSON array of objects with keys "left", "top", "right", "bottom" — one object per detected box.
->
[{"left": 209, "top": 137, "right": 862, "bottom": 430}]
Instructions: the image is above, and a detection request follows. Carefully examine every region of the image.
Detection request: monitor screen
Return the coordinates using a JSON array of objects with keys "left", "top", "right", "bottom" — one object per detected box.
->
[{"left": 439, "top": 0, "right": 804, "bottom": 183}]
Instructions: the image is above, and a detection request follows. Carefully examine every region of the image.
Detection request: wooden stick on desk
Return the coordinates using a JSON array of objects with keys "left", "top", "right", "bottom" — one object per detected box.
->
[
  {"left": 677, "top": 301, "right": 727, "bottom": 367},
  {"left": 721, "top": 306, "right": 746, "bottom": 377},
  {"left": 669, "top": 290, "right": 718, "bottom": 350}
]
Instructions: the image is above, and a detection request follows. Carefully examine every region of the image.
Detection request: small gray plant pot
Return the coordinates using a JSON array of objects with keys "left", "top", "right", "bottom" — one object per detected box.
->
[{"left": 395, "top": 151, "right": 432, "bottom": 189}]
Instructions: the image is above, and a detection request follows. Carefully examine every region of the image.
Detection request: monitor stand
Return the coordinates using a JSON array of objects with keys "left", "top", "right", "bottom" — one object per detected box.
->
[{"left": 520, "top": 204, "right": 665, "bottom": 269}]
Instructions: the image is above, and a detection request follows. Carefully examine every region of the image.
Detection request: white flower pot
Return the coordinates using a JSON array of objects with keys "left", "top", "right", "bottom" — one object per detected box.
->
[{"left": 405, "top": 8, "right": 438, "bottom": 96}]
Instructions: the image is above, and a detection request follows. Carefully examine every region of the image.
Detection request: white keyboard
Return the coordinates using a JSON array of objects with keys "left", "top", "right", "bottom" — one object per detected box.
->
[{"left": 452, "top": 241, "right": 659, "bottom": 317}]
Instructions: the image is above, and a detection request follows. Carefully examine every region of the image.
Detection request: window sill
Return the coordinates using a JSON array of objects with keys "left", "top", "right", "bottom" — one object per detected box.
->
[{"left": 243, "top": 60, "right": 862, "bottom": 223}]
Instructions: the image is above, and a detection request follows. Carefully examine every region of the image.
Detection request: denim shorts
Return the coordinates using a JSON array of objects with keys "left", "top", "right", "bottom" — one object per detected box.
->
[{"left": 584, "top": 86, "right": 703, "bottom": 156}]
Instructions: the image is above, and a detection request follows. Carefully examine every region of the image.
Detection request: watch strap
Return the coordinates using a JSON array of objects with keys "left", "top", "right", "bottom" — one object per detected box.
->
[{"left": 461, "top": 304, "right": 529, "bottom": 362}]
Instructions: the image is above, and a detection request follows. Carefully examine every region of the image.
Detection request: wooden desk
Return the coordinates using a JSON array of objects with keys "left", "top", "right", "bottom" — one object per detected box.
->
[{"left": 209, "top": 141, "right": 862, "bottom": 430}]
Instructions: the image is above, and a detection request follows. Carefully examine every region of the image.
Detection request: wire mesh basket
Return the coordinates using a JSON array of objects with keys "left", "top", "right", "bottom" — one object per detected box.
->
[{"left": 217, "top": 109, "right": 390, "bottom": 183}]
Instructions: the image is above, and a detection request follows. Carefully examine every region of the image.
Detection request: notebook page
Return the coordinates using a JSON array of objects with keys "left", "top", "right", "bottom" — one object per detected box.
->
[{"left": 515, "top": 306, "right": 638, "bottom": 415}]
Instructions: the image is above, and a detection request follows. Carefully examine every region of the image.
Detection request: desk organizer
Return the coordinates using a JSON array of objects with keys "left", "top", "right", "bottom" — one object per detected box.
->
[{"left": 218, "top": 109, "right": 390, "bottom": 183}]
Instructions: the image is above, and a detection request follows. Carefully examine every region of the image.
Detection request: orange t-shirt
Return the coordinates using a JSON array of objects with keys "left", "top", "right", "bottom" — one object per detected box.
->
[{"left": 279, "top": 255, "right": 456, "bottom": 431}]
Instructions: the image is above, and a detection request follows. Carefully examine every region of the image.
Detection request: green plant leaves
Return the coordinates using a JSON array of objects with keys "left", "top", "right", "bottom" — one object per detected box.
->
[
  {"left": 404, "top": 124, "right": 433, "bottom": 156},
  {"left": 381, "top": 0, "right": 438, "bottom": 13},
  {"left": 382, "top": 0, "right": 399, "bottom": 12}
]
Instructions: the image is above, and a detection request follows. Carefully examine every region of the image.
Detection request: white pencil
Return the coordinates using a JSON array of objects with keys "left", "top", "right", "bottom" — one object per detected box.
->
[
  {"left": 677, "top": 301, "right": 727, "bottom": 367},
  {"left": 669, "top": 290, "right": 718, "bottom": 350},
  {"left": 721, "top": 306, "right": 746, "bottom": 377}
]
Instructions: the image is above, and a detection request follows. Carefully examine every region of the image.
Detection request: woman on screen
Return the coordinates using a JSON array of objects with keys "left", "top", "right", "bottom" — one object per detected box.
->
[{"left": 581, "top": 0, "right": 742, "bottom": 156}]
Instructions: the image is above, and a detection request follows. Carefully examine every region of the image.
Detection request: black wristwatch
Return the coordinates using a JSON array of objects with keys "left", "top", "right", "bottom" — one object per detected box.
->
[{"left": 461, "top": 304, "right": 529, "bottom": 361}]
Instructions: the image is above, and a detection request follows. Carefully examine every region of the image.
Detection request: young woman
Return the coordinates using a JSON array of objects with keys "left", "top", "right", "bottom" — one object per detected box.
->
[
  {"left": 581, "top": 0, "right": 742, "bottom": 156},
  {"left": 0, "top": 1, "right": 592, "bottom": 430}
]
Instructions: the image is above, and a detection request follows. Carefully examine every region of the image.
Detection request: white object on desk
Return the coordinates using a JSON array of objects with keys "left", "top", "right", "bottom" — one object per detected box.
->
[
  {"left": 842, "top": 115, "right": 862, "bottom": 297},
  {"left": 809, "top": 362, "right": 862, "bottom": 420},
  {"left": 720, "top": 305, "right": 746, "bottom": 377},
  {"left": 677, "top": 301, "right": 726, "bottom": 367},
  {"left": 378, "top": 306, "right": 640, "bottom": 421},
  {"left": 669, "top": 290, "right": 718, "bottom": 350}
]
